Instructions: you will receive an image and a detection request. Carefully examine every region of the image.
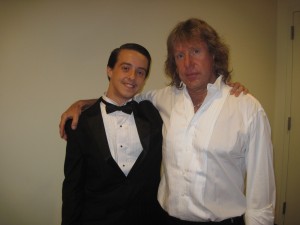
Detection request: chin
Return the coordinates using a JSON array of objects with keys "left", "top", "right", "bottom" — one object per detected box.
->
[{"left": 123, "top": 91, "right": 137, "bottom": 99}]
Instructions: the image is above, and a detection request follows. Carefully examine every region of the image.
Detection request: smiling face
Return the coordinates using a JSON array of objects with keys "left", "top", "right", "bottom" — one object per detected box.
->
[
  {"left": 106, "top": 49, "right": 148, "bottom": 105},
  {"left": 173, "top": 39, "right": 216, "bottom": 93}
]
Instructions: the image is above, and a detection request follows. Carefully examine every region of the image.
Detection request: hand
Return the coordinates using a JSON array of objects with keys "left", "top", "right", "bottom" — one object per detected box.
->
[
  {"left": 59, "top": 100, "right": 84, "bottom": 140},
  {"left": 59, "top": 99, "right": 98, "bottom": 140},
  {"left": 228, "top": 82, "right": 249, "bottom": 96}
]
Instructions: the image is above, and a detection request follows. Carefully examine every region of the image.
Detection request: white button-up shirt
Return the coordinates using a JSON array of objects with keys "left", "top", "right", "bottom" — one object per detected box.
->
[
  {"left": 135, "top": 76, "right": 275, "bottom": 225},
  {"left": 101, "top": 96, "right": 142, "bottom": 176}
]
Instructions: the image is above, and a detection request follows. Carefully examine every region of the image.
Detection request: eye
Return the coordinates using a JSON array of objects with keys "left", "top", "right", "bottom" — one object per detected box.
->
[
  {"left": 175, "top": 52, "right": 184, "bottom": 60},
  {"left": 121, "top": 65, "right": 130, "bottom": 72},
  {"left": 136, "top": 69, "right": 146, "bottom": 77},
  {"left": 191, "top": 48, "right": 200, "bottom": 55}
]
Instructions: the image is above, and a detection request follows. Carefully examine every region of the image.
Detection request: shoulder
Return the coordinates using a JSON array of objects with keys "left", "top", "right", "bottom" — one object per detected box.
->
[
  {"left": 65, "top": 98, "right": 101, "bottom": 135},
  {"left": 138, "top": 99, "right": 156, "bottom": 108},
  {"left": 134, "top": 100, "right": 162, "bottom": 123},
  {"left": 81, "top": 98, "right": 101, "bottom": 117},
  {"left": 136, "top": 100, "right": 158, "bottom": 114},
  {"left": 235, "top": 93, "right": 263, "bottom": 109},
  {"left": 227, "top": 92, "right": 266, "bottom": 120},
  {"left": 155, "top": 85, "right": 180, "bottom": 98},
  {"left": 222, "top": 82, "right": 262, "bottom": 110},
  {"left": 134, "top": 86, "right": 174, "bottom": 103}
]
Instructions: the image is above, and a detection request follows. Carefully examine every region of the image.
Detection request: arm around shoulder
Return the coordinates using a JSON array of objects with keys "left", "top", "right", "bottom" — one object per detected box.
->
[{"left": 59, "top": 99, "right": 97, "bottom": 140}]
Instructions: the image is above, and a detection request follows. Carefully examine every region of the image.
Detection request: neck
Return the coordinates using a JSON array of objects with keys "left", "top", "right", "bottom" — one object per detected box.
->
[
  {"left": 188, "top": 88, "right": 207, "bottom": 104},
  {"left": 187, "top": 88, "right": 207, "bottom": 112},
  {"left": 105, "top": 93, "right": 130, "bottom": 106}
]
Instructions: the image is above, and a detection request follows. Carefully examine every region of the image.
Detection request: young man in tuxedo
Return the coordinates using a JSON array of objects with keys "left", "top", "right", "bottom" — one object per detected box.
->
[{"left": 61, "top": 43, "right": 164, "bottom": 225}]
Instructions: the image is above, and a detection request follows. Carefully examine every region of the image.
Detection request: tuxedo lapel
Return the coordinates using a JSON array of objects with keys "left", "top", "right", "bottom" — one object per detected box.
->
[
  {"left": 135, "top": 116, "right": 151, "bottom": 156},
  {"left": 128, "top": 103, "right": 151, "bottom": 174},
  {"left": 87, "top": 113, "right": 111, "bottom": 161},
  {"left": 86, "top": 101, "right": 122, "bottom": 173}
]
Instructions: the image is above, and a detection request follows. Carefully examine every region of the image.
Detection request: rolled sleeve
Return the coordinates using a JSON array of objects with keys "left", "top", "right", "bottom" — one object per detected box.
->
[{"left": 245, "top": 109, "right": 276, "bottom": 225}]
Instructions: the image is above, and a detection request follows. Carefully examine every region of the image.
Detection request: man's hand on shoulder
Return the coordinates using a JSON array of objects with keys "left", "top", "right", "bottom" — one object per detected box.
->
[
  {"left": 59, "top": 99, "right": 96, "bottom": 140},
  {"left": 227, "top": 81, "right": 249, "bottom": 96}
]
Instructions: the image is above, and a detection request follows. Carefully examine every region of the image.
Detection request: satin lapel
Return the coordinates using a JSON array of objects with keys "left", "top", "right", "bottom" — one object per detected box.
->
[
  {"left": 86, "top": 104, "right": 122, "bottom": 172},
  {"left": 129, "top": 105, "right": 151, "bottom": 173},
  {"left": 87, "top": 114, "right": 111, "bottom": 160}
]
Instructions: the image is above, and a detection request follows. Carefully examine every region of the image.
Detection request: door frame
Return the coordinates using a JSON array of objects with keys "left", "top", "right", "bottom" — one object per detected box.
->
[{"left": 278, "top": 9, "right": 300, "bottom": 225}]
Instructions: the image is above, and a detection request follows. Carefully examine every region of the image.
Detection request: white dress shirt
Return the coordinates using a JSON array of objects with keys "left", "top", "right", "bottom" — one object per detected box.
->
[
  {"left": 135, "top": 76, "right": 275, "bottom": 225},
  {"left": 101, "top": 96, "right": 143, "bottom": 176}
]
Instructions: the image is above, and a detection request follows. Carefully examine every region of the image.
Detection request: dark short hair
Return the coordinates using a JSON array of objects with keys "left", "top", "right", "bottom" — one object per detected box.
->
[{"left": 107, "top": 43, "right": 151, "bottom": 77}]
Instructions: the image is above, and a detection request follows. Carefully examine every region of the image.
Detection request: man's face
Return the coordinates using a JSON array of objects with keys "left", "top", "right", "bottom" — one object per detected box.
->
[
  {"left": 106, "top": 49, "right": 148, "bottom": 104},
  {"left": 173, "top": 40, "right": 216, "bottom": 92}
]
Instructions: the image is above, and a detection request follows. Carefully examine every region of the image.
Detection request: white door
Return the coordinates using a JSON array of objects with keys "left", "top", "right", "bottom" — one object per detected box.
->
[{"left": 283, "top": 11, "right": 300, "bottom": 225}]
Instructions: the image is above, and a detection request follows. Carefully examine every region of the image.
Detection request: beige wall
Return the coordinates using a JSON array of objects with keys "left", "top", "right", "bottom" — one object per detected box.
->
[
  {"left": 0, "top": 0, "right": 284, "bottom": 224},
  {"left": 274, "top": 0, "right": 300, "bottom": 225}
]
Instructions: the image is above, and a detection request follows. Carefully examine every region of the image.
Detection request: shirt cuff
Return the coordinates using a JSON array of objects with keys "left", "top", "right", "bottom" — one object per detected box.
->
[{"left": 244, "top": 204, "right": 274, "bottom": 225}]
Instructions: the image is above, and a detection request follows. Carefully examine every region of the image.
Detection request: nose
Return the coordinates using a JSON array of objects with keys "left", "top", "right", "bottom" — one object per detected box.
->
[
  {"left": 128, "top": 70, "right": 136, "bottom": 80},
  {"left": 184, "top": 54, "right": 192, "bottom": 68}
]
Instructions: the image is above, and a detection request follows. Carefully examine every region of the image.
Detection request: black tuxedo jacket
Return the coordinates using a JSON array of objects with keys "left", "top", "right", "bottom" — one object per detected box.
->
[{"left": 62, "top": 98, "right": 164, "bottom": 225}]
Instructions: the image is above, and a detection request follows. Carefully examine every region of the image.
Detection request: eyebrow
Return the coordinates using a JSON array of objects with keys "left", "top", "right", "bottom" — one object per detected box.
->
[{"left": 120, "top": 62, "right": 147, "bottom": 72}]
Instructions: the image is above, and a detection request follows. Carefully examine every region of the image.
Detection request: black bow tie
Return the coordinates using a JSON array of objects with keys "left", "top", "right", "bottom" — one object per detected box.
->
[{"left": 101, "top": 98, "right": 133, "bottom": 114}]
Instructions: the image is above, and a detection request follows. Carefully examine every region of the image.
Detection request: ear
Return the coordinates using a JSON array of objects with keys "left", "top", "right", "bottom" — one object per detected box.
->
[{"left": 107, "top": 66, "right": 112, "bottom": 79}]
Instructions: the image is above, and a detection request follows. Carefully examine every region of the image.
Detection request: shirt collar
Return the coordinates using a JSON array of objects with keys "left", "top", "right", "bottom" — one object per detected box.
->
[
  {"left": 181, "top": 75, "right": 224, "bottom": 93},
  {"left": 207, "top": 75, "right": 224, "bottom": 93},
  {"left": 102, "top": 93, "right": 133, "bottom": 106}
]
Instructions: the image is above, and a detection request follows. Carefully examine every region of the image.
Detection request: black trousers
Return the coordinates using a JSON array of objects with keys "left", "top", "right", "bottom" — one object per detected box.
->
[{"left": 165, "top": 214, "right": 245, "bottom": 225}]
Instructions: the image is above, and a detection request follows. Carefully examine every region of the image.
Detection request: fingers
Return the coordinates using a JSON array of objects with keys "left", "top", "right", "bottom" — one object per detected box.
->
[
  {"left": 59, "top": 102, "right": 83, "bottom": 140},
  {"left": 58, "top": 99, "right": 92, "bottom": 140},
  {"left": 229, "top": 82, "right": 240, "bottom": 94},
  {"left": 59, "top": 113, "right": 69, "bottom": 140},
  {"left": 229, "top": 82, "right": 249, "bottom": 96},
  {"left": 71, "top": 114, "right": 79, "bottom": 130},
  {"left": 234, "top": 86, "right": 249, "bottom": 96},
  {"left": 227, "top": 81, "right": 234, "bottom": 87},
  {"left": 242, "top": 87, "right": 249, "bottom": 95},
  {"left": 234, "top": 86, "right": 244, "bottom": 96}
]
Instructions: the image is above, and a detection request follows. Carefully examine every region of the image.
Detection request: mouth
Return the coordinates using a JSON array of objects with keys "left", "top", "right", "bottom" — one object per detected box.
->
[
  {"left": 185, "top": 72, "right": 198, "bottom": 81},
  {"left": 123, "top": 82, "right": 136, "bottom": 89}
]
